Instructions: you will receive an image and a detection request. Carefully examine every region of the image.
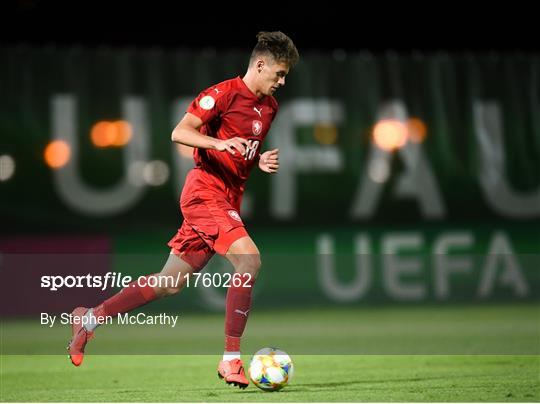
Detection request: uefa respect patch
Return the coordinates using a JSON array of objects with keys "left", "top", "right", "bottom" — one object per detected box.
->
[{"left": 199, "top": 95, "right": 215, "bottom": 110}]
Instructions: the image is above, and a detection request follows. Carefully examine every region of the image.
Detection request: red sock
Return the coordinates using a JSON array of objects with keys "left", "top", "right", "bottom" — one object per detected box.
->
[
  {"left": 224, "top": 273, "right": 255, "bottom": 351},
  {"left": 93, "top": 274, "right": 158, "bottom": 319},
  {"left": 225, "top": 335, "right": 241, "bottom": 352}
]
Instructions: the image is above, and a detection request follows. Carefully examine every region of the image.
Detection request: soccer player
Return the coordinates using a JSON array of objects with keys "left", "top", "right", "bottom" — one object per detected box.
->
[{"left": 67, "top": 31, "right": 299, "bottom": 389}]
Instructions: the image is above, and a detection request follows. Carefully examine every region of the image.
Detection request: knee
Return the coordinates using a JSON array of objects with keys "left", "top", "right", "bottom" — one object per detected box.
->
[
  {"left": 150, "top": 274, "right": 183, "bottom": 297},
  {"left": 238, "top": 253, "right": 261, "bottom": 276},
  {"left": 154, "top": 285, "right": 182, "bottom": 298}
]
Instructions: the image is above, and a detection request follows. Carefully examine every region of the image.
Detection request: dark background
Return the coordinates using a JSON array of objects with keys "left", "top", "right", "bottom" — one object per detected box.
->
[
  {"left": 1, "top": 0, "right": 538, "bottom": 316},
  {"left": 2, "top": 0, "right": 538, "bottom": 52}
]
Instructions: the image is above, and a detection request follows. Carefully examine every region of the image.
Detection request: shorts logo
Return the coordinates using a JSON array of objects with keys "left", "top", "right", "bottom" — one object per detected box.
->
[
  {"left": 199, "top": 95, "right": 215, "bottom": 110},
  {"left": 252, "top": 120, "right": 263, "bottom": 136},
  {"left": 228, "top": 210, "right": 242, "bottom": 222}
]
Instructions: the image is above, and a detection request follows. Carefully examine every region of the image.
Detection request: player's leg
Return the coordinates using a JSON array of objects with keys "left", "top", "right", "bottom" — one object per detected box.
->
[
  {"left": 68, "top": 252, "right": 195, "bottom": 366},
  {"left": 179, "top": 186, "right": 256, "bottom": 388},
  {"left": 223, "top": 235, "right": 260, "bottom": 356},
  {"left": 217, "top": 232, "right": 260, "bottom": 388},
  {"left": 93, "top": 251, "right": 196, "bottom": 317}
]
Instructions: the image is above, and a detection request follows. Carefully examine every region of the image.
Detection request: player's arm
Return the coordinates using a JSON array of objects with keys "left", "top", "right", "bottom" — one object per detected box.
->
[{"left": 171, "top": 113, "right": 248, "bottom": 156}]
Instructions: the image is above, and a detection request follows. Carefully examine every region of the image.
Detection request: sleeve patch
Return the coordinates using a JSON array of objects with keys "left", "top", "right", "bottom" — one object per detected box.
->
[{"left": 199, "top": 95, "right": 216, "bottom": 110}]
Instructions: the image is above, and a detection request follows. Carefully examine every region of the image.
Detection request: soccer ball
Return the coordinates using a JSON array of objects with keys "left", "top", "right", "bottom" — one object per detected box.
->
[{"left": 248, "top": 347, "right": 294, "bottom": 391}]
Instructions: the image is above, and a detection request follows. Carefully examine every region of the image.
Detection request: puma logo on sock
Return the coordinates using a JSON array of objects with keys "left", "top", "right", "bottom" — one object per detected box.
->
[{"left": 234, "top": 309, "right": 250, "bottom": 317}]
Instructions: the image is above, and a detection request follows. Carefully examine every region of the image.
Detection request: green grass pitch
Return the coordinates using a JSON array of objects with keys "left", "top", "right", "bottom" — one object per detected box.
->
[
  {"left": 1, "top": 305, "right": 539, "bottom": 402},
  {"left": 1, "top": 355, "right": 538, "bottom": 402}
]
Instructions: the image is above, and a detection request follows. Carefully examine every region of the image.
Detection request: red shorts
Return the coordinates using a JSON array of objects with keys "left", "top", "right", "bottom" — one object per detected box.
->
[{"left": 168, "top": 170, "right": 248, "bottom": 271}]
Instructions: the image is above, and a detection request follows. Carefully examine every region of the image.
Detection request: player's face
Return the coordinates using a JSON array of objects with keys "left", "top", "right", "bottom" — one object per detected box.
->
[{"left": 259, "top": 58, "right": 289, "bottom": 96}]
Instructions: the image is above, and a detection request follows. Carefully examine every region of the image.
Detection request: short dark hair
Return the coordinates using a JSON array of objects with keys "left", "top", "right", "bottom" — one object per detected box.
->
[{"left": 250, "top": 31, "right": 299, "bottom": 68}]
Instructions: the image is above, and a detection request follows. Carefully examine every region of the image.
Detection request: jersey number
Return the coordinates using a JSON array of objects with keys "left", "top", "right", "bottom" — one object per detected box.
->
[{"left": 245, "top": 140, "right": 260, "bottom": 161}]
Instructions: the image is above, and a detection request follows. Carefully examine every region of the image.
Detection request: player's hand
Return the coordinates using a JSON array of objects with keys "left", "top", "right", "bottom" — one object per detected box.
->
[
  {"left": 259, "top": 149, "right": 279, "bottom": 173},
  {"left": 215, "top": 137, "right": 249, "bottom": 156}
]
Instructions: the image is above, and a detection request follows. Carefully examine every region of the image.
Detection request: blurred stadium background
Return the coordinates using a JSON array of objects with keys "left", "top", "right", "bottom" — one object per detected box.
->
[{"left": 1, "top": 0, "right": 539, "bottom": 370}]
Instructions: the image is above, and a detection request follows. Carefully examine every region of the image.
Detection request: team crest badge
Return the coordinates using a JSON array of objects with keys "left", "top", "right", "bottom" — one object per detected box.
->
[
  {"left": 252, "top": 120, "right": 263, "bottom": 136},
  {"left": 228, "top": 210, "right": 242, "bottom": 222}
]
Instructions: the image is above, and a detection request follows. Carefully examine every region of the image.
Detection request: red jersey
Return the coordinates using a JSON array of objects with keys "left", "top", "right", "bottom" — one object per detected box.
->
[{"left": 186, "top": 76, "right": 279, "bottom": 193}]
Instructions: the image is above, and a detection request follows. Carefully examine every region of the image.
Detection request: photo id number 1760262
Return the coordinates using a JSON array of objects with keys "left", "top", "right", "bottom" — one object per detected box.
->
[{"left": 183, "top": 272, "right": 252, "bottom": 288}]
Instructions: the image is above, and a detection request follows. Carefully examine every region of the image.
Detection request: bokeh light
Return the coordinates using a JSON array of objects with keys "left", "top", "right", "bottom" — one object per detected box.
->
[
  {"left": 44, "top": 140, "right": 71, "bottom": 169},
  {"left": 91, "top": 120, "right": 132, "bottom": 148},
  {"left": 372, "top": 119, "right": 408, "bottom": 151},
  {"left": 128, "top": 160, "right": 170, "bottom": 186},
  {"left": 143, "top": 160, "right": 170, "bottom": 186},
  {"left": 0, "top": 154, "right": 15, "bottom": 181},
  {"left": 313, "top": 124, "right": 338, "bottom": 145},
  {"left": 111, "top": 121, "right": 133, "bottom": 146},
  {"left": 407, "top": 117, "right": 427, "bottom": 143}
]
